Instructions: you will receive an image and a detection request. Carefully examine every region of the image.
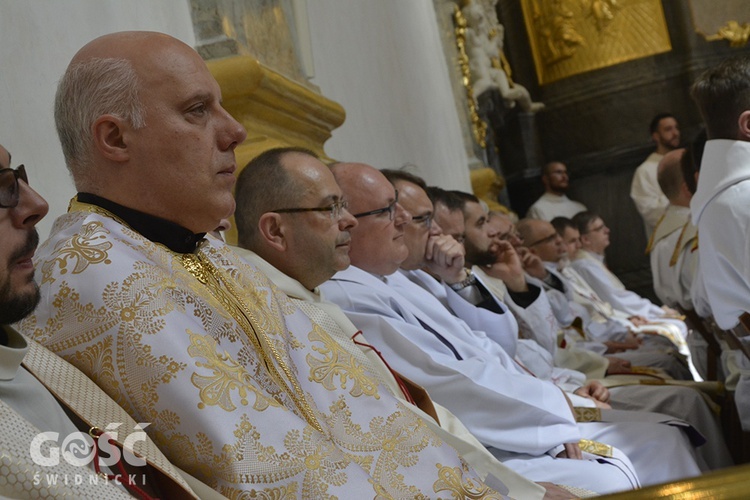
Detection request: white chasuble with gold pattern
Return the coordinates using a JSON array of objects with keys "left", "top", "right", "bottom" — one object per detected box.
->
[{"left": 21, "top": 200, "right": 502, "bottom": 499}]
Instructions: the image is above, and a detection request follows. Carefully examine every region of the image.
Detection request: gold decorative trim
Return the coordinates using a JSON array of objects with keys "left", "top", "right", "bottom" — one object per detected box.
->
[
  {"left": 574, "top": 407, "right": 602, "bottom": 422},
  {"left": 578, "top": 438, "right": 613, "bottom": 458},
  {"left": 453, "top": 4, "right": 488, "bottom": 148}
]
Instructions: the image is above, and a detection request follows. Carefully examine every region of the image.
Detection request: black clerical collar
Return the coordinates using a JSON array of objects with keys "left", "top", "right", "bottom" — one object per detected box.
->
[{"left": 77, "top": 193, "right": 206, "bottom": 254}]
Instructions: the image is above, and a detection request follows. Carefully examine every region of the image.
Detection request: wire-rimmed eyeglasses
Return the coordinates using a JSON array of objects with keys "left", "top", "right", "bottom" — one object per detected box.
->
[
  {"left": 352, "top": 190, "right": 399, "bottom": 220},
  {"left": 271, "top": 200, "right": 349, "bottom": 220},
  {"left": 411, "top": 212, "right": 433, "bottom": 229}
]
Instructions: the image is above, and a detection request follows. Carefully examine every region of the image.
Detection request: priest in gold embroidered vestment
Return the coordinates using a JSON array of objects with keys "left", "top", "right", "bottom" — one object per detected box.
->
[{"left": 20, "top": 31, "right": 501, "bottom": 498}]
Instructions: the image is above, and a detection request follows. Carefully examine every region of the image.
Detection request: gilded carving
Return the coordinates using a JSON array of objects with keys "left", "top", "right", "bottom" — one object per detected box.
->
[
  {"left": 521, "top": 0, "right": 672, "bottom": 85},
  {"left": 706, "top": 21, "right": 750, "bottom": 47},
  {"left": 689, "top": 0, "right": 750, "bottom": 48},
  {"left": 453, "top": 4, "right": 488, "bottom": 148}
]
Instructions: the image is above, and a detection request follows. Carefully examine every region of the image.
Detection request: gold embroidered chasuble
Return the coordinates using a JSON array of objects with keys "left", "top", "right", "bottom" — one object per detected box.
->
[{"left": 21, "top": 200, "right": 500, "bottom": 499}]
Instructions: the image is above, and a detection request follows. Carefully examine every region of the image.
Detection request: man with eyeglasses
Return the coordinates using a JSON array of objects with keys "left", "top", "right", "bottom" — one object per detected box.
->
[
  {"left": 322, "top": 167, "right": 709, "bottom": 492},
  {"left": 0, "top": 144, "right": 223, "bottom": 498},
  {"left": 231, "top": 148, "right": 562, "bottom": 499},
  {"left": 23, "top": 33, "right": 499, "bottom": 498}
]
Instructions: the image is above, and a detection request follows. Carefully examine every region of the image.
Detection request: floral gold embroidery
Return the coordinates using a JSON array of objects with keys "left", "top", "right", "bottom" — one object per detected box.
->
[
  {"left": 307, "top": 323, "right": 380, "bottom": 399},
  {"left": 187, "top": 330, "right": 279, "bottom": 412},
  {"left": 433, "top": 462, "right": 503, "bottom": 499},
  {"left": 41, "top": 221, "right": 112, "bottom": 284},
  {"left": 325, "top": 396, "right": 440, "bottom": 497}
]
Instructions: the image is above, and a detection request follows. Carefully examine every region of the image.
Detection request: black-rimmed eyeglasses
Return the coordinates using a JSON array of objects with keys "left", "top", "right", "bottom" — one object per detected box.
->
[
  {"left": 526, "top": 232, "right": 558, "bottom": 247},
  {"left": 353, "top": 190, "right": 399, "bottom": 220},
  {"left": 411, "top": 212, "right": 433, "bottom": 229},
  {"left": 0, "top": 165, "right": 28, "bottom": 209},
  {"left": 271, "top": 200, "right": 349, "bottom": 220}
]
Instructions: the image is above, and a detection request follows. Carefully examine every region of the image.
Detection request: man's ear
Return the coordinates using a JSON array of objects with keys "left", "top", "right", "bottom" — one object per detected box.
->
[
  {"left": 258, "top": 213, "right": 287, "bottom": 252},
  {"left": 92, "top": 115, "right": 130, "bottom": 162},
  {"left": 579, "top": 233, "right": 590, "bottom": 247},
  {"left": 738, "top": 110, "right": 750, "bottom": 141}
]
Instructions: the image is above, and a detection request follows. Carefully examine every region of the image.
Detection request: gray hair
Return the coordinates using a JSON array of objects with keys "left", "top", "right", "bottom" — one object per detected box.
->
[{"left": 54, "top": 57, "right": 145, "bottom": 175}]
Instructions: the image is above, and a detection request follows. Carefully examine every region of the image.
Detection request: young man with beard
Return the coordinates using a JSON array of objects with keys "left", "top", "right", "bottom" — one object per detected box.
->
[{"left": 631, "top": 113, "right": 682, "bottom": 236}]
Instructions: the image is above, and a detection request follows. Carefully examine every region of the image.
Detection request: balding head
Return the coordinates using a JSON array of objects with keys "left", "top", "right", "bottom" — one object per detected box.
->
[
  {"left": 55, "top": 31, "right": 247, "bottom": 233},
  {"left": 55, "top": 31, "right": 184, "bottom": 176},
  {"left": 657, "top": 148, "right": 690, "bottom": 206},
  {"left": 517, "top": 218, "right": 565, "bottom": 262},
  {"left": 331, "top": 162, "right": 411, "bottom": 275}
]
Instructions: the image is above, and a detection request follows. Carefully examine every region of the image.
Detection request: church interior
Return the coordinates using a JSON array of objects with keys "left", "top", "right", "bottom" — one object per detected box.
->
[{"left": 5, "top": 0, "right": 750, "bottom": 497}]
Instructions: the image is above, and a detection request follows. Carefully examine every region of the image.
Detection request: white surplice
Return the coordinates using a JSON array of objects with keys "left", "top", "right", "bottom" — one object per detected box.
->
[
  {"left": 526, "top": 192, "right": 588, "bottom": 221},
  {"left": 571, "top": 250, "right": 689, "bottom": 351},
  {"left": 414, "top": 269, "right": 731, "bottom": 470},
  {"left": 323, "top": 266, "right": 705, "bottom": 490},
  {"left": 691, "top": 138, "right": 750, "bottom": 431},
  {"left": 631, "top": 152, "right": 669, "bottom": 237},
  {"left": 547, "top": 262, "right": 693, "bottom": 379},
  {"left": 648, "top": 205, "right": 698, "bottom": 310},
  {"left": 0, "top": 326, "right": 211, "bottom": 499}
]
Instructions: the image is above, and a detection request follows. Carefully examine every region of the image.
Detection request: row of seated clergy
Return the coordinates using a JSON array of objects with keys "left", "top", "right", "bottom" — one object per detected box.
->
[
  {"left": 487, "top": 211, "right": 694, "bottom": 381},
  {"left": 427, "top": 190, "right": 731, "bottom": 471},
  {"left": 566, "top": 211, "right": 703, "bottom": 380},
  {"left": 319, "top": 162, "right": 715, "bottom": 492},
  {"left": 22, "top": 32, "right": 504, "bottom": 498}
]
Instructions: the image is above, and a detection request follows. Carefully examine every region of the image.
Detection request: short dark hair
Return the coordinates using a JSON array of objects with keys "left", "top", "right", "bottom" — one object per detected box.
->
[
  {"left": 235, "top": 147, "right": 318, "bottom": 248},
  {"left": 542, "top": 161, "right": 565, "bottom": 176},
  {"left": 691, "top": 55, "right": 750, "bottom": 139},
  {"left": 449, "top": 190, "right": 480, "bottom": 205},
  {"left": 551, "top": 216, "right": 575, "bottom": 236},
  {"left": 571, "top": 211, "right": 600, "bottom": 235},
  {"left": 425, "top": 186, "right": 464, "bottom": 212},
  {"left": 380, "top": 168, "right": 427, "bottom": 190},
  {"left": 649, "top": 113, "right": 676, "bottom": 135}
]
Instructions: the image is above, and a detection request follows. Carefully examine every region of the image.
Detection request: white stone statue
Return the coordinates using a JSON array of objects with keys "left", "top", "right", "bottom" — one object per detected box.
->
[{"left": 461, "top": 0, "right": 544, "bottom": 112}]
